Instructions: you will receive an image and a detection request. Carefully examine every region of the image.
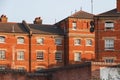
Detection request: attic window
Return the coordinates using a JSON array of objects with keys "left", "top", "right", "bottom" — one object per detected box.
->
[{"left": 105, "top": 21, "right": 114, "bottom": 30}]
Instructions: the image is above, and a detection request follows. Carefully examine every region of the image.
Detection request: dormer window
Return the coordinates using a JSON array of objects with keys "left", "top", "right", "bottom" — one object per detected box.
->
[
  {"left": 72, "top": 22, "right": 77, "bottom": 30},
  {"left": 105, "top": 21, "right": 114, "bottom": 30},
  {"left": 0, "top": 36, "right": 5, "bottom": 43}
]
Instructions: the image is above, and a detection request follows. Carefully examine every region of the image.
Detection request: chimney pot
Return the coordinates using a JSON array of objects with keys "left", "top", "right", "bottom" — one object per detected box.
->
[
  {"left": 0, "top": 14, "right": 8, "bottom": 23},
  {"left": 33, "top": 17, "right": 42, "bottom": 24}
]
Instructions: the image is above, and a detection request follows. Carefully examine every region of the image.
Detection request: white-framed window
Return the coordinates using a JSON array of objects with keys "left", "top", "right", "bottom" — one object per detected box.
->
[
  {"left": 86, "top": 39, "right": 92, "bottom": 46},
  {"left": 17, "top": 67, "right": 26, "bottom": 72},
  {"left": 0, "top": 36, "right": 5, "bottom": 43},
  {"left": 72, "top": 22, "right": 77, "bottom": 30},
  {"left": 55, "top": 52, "right": 62, "bottom": 62},
  {"left": 105, "top": 21, "right": 114, "bottom": 30},
  {"left": 0, "top": 65, "right": 6, "bottom": 70},
  {"left": 36, "top": 51, "right": 44, "bottom": 60},
  {"left": 74, "top": 52, "right": 81, "bottom": 61},
  {"left": 17, "top": 37, "right": 24, "bottom": 44},
  {"left": 0, "top": 50, "right": 5, "bottom": 60},
  {"left": 37, "top": 38, "right": 44, "bottom": 44},
  {"left": 36, "top": 67, "right": 45, "bottom": 71},
  {"left": 104, "top": 58, "right": 114, "bottom": 63},
  {"left": 105, "top": 39, "right": 114, "bottom": 50},
  {"left": 74, "top": 39, "right": 81, "bottom": 45},
  {"left": 17, "top": 51, "right": 24, "bottom": 60},
  {"left": 55, "top": 38, "right": 62, "bottom": 45}
]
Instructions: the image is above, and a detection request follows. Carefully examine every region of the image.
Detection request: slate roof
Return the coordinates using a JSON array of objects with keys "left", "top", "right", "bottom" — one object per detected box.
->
[
  {"left": 29, "top": 24, "right": 64, "bottom": 35},
  {"left": 69, "top": 10, "right": 94, "bottom": 19},
  {"left": 96, "top": 8, "right": 120, "bottom": 17},
  {"left": 0, "top": 23, "right": 28, "bottom": 33}
]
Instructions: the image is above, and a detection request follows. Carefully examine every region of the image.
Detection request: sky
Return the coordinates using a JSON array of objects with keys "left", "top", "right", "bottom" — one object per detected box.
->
[{"left": 0, "top": 0, "right": 116, "bottom": 24}]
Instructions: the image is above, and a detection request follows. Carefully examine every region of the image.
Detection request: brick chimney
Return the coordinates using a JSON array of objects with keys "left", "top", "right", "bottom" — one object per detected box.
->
[
  {"left": 0, "top": 15, "right": 8, "bottom": 23},
  {"left": 33, "top": 17, "right": 42, "bottom": 24},
  {"left": 117, "top": 0, "right": 120, "bottom": 12}
]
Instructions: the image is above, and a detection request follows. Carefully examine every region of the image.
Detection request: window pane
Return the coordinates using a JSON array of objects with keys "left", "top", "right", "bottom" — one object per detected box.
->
[
  {"left": 0, "top": 50, "right": 5, "bottom": 60},
  {"left": 17, "top": 51, "right": 24, "bottom": 60},
  {"left": 74, "top": 52, "right": 81, "bottom": 61},
  {"left": 37, "top": 38, "right": 44, "bottom": 44},
  {"left": 55, "top": 52, "right": 62, "bottom": 62},
  {"left": 74, "top": 39, "right": 81, "bottom": 45},
  {"left": 0, "top": 36, "right": 5, "bottom": 43},
  {"left": 105, "top": 22, "right": 114, "bottom": 29},
  {"left": 86, "top": 39, "right": 92, "bottom": 46},
  {"left": 17, "top": 37, "right": 24, "bottom": 44},
  {"left": 72, "top": 22, "right": 77, "bottom": 30},
  {"left": 105, "top": 39, "right": 114, "bottom": 49},
  {"left": 55, "top": 39, "right": 62, "bottom": 45},
  {"left": 37, "top": 51, "right": 44, "bottom": 60}
]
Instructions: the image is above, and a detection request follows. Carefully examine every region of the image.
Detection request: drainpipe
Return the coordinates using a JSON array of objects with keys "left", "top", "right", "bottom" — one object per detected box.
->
[{"left": 29, "top": 31, "right": 32, "bottom": 72}]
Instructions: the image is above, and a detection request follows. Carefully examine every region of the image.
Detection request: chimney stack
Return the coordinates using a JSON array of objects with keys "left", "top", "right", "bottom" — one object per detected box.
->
[
  {"left": 33, "top": 17, "right": 42, "bottom": 24},
  {"left": 0, "top": 15, "right": 8, "bottom": 23},
  {"left": 117, "top": 0, "right": 120, "bottom": 12}
]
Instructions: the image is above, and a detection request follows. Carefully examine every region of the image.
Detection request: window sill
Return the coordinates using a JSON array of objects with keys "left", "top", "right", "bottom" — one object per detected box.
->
[{"left": 105, "top": 49, "right": 114, "bottom": 51}]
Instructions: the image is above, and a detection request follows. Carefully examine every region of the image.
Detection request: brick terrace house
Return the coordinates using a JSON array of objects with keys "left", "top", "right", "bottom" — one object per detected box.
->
[
  {"left": 95, "top": 0, "right": 120, "bottom": 63},
  {"left": 0, "top": 10, "right": 95, "bottom": 73},
  {"left": 56, "top": 10, "right": 95, "bottom": 65},
  {"left": 0, "top": 16, "right": 64, "bottom": 72}
]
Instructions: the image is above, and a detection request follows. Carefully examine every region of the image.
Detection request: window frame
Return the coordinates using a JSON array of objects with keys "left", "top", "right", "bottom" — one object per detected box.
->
[
  {"left": 17, "top": 37, "right": 25, "bottom": 44},
  {"left": 74, "top": 52, "right": 81, "bottom": 62},
  {"left": 17, "top": 51, "right": 24, "bottom": 60},
  {"left": 55, "top": 51, "right": 62, "bottom": 62},
  {"left": 0, "top": 50, "right": 6, "bottom": 60},
  {"left": 36, "top": 38, "right": 44, "bottom": 45},
  {"left": 0, "top": 36, "right": 5, "bottom": 43},
  {"left": 105, "top": 39, "right": 114, "bottom": 50},
  {"left": 86, "top": 39, "right": 92, "bottom": 46},
  {"left": 55, "top": 38, "right": 62, "bottom": 46},
  {"left": 105, "top": 21, "right": 114, "bottom": 30},
  {"left": 74, "top": 39, "right": 81, "bottom": 46},
  {"left": 36, "top": 51, "right": 44, "bottom": 60},
  {"left": 104, "top": 57, "right": 115, "bottom": 63},
  {"left": 72, "top": 22, "right": 77, "bottom": 30}
]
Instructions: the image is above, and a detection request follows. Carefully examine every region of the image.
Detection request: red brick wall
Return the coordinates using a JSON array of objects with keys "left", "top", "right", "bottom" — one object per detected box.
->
[
  {"left": 0, "top": 33, "right": 30, "bottom": 71},
  {"left": 31, "top": 34, "right": 64, "bottom": 71},
  {"left": 95, "top": 17, "right": 120, "bottom": 62},
  {"left": 58, "top": 18, "right": 95, "bottom": 64},
  {"left": 117, "top": 0, "right": 120, "bottom": 12}
]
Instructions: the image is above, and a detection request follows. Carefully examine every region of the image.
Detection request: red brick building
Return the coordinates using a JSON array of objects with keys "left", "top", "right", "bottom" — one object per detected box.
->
[
  {"left": 56, "top": 10, "right": 95, "bottom": 64},
  {"left": 95, "top": 0, "right": 120, "bottom": 63},
  {"left": 0, "top": 10, "right": 95, "bottom": 73}
]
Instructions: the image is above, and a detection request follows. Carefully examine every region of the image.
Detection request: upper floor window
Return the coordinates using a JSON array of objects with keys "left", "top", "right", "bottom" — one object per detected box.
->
[
  {"left": 55, "top": 52, "right": 62, "bottom": 62},
  {"left": 86, "top": 39, "right": 92, "bottom": 46},
  {"left": 72, "top": 22, "right": 77, "bottom": 30},
  {"left": 74, "top": 52, "right": 81, "bottom": 61},
  {"left": 105, "top": 21, "right": 114, "bottom": 30},
  {"left": 37, "top": 38, "right": 44, "bottom": 45},
  {"left": 105, "top": 39, "right": 114, "bottom": 50},
  {"left": 17, "top": 37, "right": 24, "bottom": 44},
  {"left": 74, "top": 39, "right": 81, "bottom": 45},
  {"left": 36, "top": 51, "right": 44, "bottom": 60},
  {"left": 0, "top": 36, "right": 5, "bottom": 43},
  {"left": 17, "top": 51, "right": 24, "bottom": 60},
  {"left": 55, "top": 38, "right": 62, "bottom": 46},
  {"left": 0, "top": 50, "right": 5, "bottom": 60}
]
